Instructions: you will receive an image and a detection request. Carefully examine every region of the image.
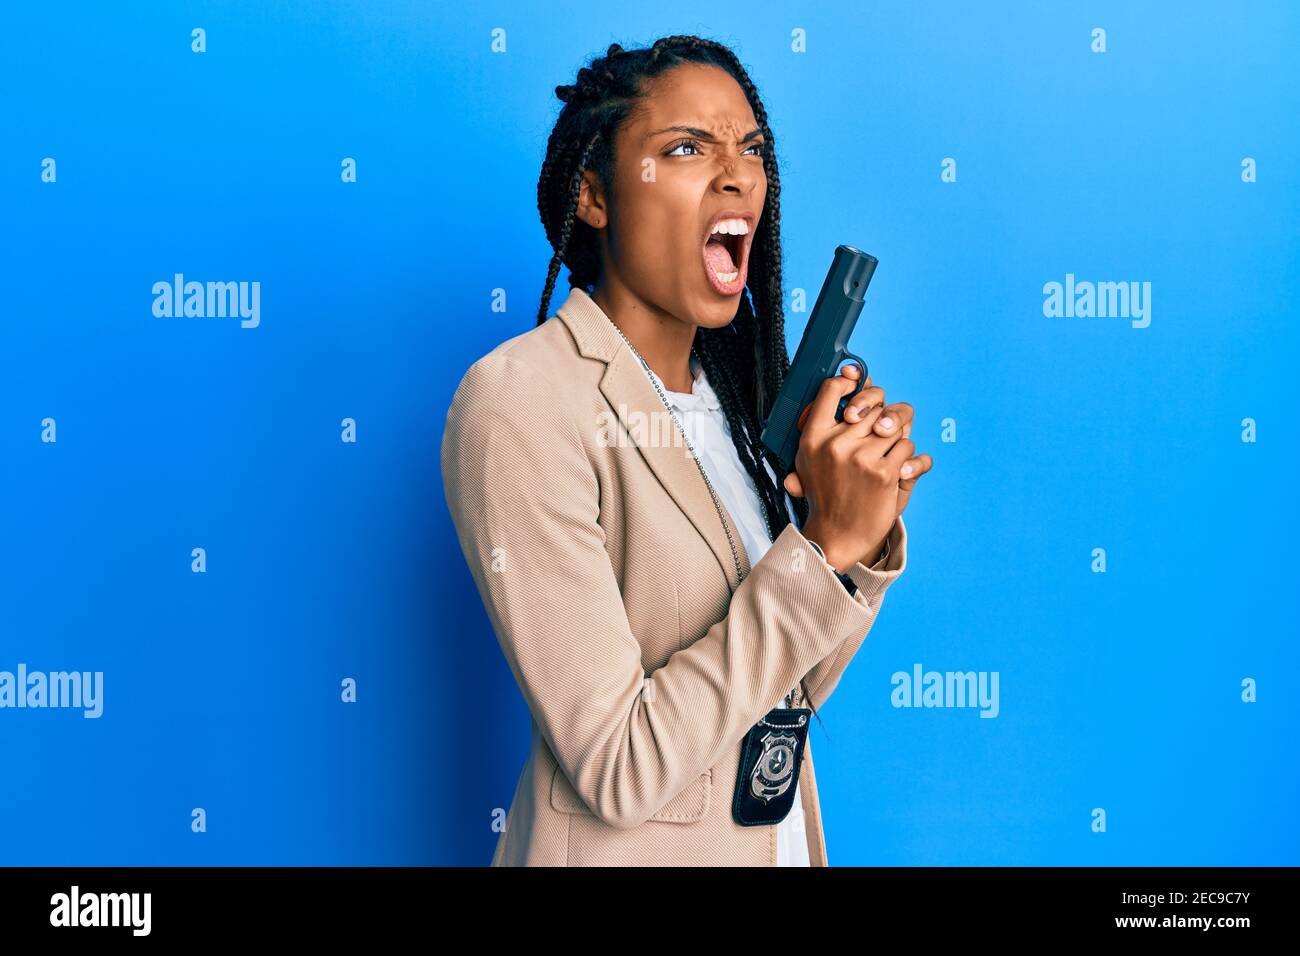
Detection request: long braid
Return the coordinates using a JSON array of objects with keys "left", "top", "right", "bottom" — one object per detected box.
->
[
  {"left": 535, "top": 36, "right": 823, "bottom": 723},
  {"left": 536, "top": 131, "right": 603, "bottom": 326}
]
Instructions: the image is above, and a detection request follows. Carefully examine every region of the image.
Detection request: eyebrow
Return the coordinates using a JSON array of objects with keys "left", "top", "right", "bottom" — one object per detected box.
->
[{"left": 643, "top": 125, "right": 765, "bottom": 145}]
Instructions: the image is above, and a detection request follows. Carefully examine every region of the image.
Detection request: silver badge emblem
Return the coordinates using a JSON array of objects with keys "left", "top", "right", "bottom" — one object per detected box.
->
[{"left": 747, "top": 729, "right": 799, "bottom": 803}]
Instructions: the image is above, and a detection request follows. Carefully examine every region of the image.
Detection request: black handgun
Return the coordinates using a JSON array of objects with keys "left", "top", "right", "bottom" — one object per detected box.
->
[{"left": 760, "top": 245, "right": 879, "bottom": 471}]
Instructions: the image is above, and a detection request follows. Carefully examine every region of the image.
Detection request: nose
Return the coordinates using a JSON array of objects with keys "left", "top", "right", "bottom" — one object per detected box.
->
[{"left": 711, "top": 157, "right": 760, "bottom": 195}]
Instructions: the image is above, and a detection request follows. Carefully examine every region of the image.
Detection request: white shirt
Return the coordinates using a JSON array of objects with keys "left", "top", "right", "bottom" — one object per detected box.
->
[{"left": 645, "top": 352, "right": 811, "bottom": 867}]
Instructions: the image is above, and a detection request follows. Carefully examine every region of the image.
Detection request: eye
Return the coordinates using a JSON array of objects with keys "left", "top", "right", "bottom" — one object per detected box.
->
[{"left": 664, "top": 139, "right": 768, "bottom": 158}]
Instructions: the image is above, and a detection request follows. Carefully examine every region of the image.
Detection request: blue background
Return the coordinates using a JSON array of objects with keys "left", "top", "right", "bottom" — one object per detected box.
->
[{"left": 2, "top": 0, "right": 1296, "bottom": 865}]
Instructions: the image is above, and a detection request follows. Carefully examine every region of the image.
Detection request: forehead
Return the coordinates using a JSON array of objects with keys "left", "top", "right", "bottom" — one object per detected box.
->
[{"left": 629, "top": 63, "right": 758, "bottom": 141}]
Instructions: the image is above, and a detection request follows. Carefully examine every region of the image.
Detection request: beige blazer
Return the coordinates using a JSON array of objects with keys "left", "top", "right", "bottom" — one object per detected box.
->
[{"left": 440, "top": 285, "right": 908, "bottom": 866}]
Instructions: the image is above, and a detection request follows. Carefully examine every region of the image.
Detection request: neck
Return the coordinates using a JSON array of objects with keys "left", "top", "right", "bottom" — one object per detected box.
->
[{"left": 591, "top": 280, "right": 696, "bottom": 393}]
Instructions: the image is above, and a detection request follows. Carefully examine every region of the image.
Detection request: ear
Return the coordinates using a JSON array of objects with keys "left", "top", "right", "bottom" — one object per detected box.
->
[{"left": 575, "top": 169, "right": 608, "bottom": 230}]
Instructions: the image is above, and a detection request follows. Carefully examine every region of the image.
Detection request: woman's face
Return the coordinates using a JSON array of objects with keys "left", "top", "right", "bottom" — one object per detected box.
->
[{"left": 579, "top": 63, "right": 768, "bottom": 330}]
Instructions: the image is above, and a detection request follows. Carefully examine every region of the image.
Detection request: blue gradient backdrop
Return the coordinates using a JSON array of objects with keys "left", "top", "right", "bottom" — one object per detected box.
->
[{"left": 2, "top": 1, "right": 1297, "bottom": 864}]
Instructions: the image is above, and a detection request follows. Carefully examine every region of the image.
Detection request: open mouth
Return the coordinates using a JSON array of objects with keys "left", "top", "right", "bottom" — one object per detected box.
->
[{"left": 701, "top": 216, "right": 752, "bottom": 295}]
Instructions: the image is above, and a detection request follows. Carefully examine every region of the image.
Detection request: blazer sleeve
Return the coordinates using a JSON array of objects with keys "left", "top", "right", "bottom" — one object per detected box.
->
[
  {"left": 800, "top": 514, "right": 908, "bottom": 710},
  {"left": 440, "top": 351, "right": 906, "bottom": 830}
]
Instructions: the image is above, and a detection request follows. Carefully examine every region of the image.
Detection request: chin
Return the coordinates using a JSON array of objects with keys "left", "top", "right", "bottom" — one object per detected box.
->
[
  {"left": 696, "top": 305, "right": 742, "bottom": 329},
  {"left": 679, "top": 291, "right": 741, "bottom": 330}
]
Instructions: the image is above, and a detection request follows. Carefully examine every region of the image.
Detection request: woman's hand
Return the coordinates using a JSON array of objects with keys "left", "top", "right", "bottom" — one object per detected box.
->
[{"left": 782, "top": 363, "right": 933, "bottom": 573}]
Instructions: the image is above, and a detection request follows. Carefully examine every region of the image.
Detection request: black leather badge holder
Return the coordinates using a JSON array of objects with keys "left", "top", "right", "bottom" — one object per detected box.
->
[{"left": 731, "top": 707, "right": 812, "bottom": 826}]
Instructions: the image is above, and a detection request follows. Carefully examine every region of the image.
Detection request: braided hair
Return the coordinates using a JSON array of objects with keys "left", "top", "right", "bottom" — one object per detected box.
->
[{"left": 536, "top": 36, "right": 826, "bottom": 722}]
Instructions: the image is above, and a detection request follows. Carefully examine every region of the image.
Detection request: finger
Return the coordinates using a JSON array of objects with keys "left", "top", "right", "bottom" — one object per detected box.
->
[
  {"left": 783, "top": 470, "right": 804, "bottom": 497},
  {"left": 803, "top": 371, "right": 864, "bottom": 439},
  {"left": 835, "top": 362, "right": 872, "bottom": 415},
  {"left": 881, "top": 436, "right": 917, "bottom": 475},
  {"left": 841, "top": 385, "right": 885, "bottom": 423},
  {"left": 838, "top": 361, "right": 869, "bottom": 387},
  {"left": 798, "top": 364, "right": 870, "bottom": 432},
  {"left": 837, "top": 397, "right": 888, "bottom": 442},
  {"left": 899, "top": 453, "right": 932, "bottom": 480},
  {"left": 899, "top": 455, "right": 930, "bottom": 478},
  {"left": 871, "top": 401, "right": 914, "bottom": 438}
]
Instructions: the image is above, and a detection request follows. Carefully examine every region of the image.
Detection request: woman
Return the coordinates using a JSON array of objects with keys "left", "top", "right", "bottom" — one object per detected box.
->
[{"left": 441, "top": 35, "right": 932, "bottom": 866}]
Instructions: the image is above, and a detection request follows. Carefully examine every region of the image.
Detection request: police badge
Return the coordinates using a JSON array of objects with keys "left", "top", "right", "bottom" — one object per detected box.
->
[{"left": 731, "top": 706, "right": 812, "bottom": 826}]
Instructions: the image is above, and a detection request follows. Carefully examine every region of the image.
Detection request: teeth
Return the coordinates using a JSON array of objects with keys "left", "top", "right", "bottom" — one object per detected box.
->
[
  {"left": 715, "top": 270, "right": 739, "bottom": 283},
  {"left": 710, "top": 218, "right": 750, "bottom": 236}
]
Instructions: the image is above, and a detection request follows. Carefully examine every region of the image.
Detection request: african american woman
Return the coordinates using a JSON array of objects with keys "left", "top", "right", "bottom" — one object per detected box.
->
[{"left": 441, "top": 34, "right": 932, "bottom": 866}]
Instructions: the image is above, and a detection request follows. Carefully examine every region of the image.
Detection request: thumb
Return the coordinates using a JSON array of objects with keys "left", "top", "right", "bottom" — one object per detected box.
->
[{"left": 784, "top": 471, "right": 804, "bottom": 497}]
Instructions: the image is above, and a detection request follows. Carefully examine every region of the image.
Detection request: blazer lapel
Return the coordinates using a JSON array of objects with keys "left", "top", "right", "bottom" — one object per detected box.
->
[{"left": 555, "top": 286, "right": 752, "bottom": 590}]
